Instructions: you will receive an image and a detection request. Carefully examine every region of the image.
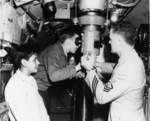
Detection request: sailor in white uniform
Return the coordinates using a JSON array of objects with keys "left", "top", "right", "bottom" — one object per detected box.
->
[{"left": 81, "top": 23, "right": 146, "bottom": 121}]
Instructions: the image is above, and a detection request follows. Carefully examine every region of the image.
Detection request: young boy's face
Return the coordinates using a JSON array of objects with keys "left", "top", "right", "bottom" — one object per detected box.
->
[{"left": 25, "top": 54, "right": 40, "bottom": 74}]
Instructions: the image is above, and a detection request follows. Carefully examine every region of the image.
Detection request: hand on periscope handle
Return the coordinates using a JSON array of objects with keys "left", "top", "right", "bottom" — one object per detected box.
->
[
  {"left": 75, "top": 71, "right": 85, "bottom": 78},
  {"left": 75, "top": 63, "right": 81, "bottom": 72},
  {"left": 81, "top": 54, "right": 95, "bottom": 71}
]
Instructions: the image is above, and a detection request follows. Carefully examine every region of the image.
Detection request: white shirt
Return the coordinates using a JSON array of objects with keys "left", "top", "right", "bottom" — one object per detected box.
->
[
  {"left": 86, "top": 49, "right": 146, "bottom": 121},
  {"left": 5, "top": 70, "right": 50, "bottom": 121}
]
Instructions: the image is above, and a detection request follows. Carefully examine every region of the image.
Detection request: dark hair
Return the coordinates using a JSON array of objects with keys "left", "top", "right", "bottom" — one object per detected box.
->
[
  {"left": 5, "top": 47, "right": 37, "bottom": 70},
  {"left": 111, "top": 23, "right": 137, "bottom": 46},
  {"left": 59, "top": 32, "right": 76, "bottom": 44},
  {"left": 59, "top": 28, "right": 78, "bottom": 44}
]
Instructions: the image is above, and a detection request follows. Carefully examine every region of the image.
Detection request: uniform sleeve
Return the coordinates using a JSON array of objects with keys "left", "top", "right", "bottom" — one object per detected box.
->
[
  {"left": 47, "top": 55, "right": 76, "bottom": 82},
  {"left": 96, "top": 71, "right": 130, "bottom": 104},
  {"left": 86, "top": 65, "right": 132, "bottom": 104}
]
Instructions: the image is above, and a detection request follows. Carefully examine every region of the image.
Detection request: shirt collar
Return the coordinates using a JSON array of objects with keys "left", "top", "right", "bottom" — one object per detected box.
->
[
  {"left": 16, "top": 69, "right": 37, "bottom": 87},
  {"left": 16, "top": 69, "right": 33, "bottom": 81},
  {"left": 118, "top": 48, "right": 136, "bottom": 64}
]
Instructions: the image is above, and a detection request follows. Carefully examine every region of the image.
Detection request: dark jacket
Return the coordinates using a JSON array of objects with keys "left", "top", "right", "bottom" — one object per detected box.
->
[{"left": 34, "top": 42, "right": 76, "bottom": 91}]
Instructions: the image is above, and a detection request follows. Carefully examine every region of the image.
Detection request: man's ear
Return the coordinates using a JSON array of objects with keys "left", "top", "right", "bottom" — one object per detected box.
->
[{"left": 21, "top": 59, "right": 27, "bottom": 67}]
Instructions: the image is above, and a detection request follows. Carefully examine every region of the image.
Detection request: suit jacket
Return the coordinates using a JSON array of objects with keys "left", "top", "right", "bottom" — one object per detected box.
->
[{"left": 35, "top": 42, "right": 76, "bottom": 91}]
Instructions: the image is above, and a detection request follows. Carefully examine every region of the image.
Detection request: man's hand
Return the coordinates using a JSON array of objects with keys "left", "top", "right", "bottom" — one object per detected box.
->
[
  {"left": 95, "top": 61, "right": 116, "bottom": 74},
  {"left": 81, "top": 54, "right": 95, "bottom": 71},
  {"left": 94, "top": 44, "right": 105, "bottom": 69},
  {"left": 75, "top": 71, "right": 85, "bottom": 78},
  {"left": 75, "top": 63, "right": 81, "bottom": 72}
]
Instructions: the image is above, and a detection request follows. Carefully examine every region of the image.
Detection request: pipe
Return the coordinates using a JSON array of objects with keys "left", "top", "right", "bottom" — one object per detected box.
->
[
  {"left": 112, "top": 0, "right": 141, "bottom": 7},
  {"left": 74, "top": 79, "right": 94, "bottom": 121},
  {"left": 77, "top": 0, "right": 106, "bottom": 121}
]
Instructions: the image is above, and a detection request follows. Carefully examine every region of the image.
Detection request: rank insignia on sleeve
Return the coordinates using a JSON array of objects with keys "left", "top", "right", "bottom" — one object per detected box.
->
[
  {"left": 92, "top": 75, "right": 99, "bottom": 96},
  {"left": 104, "top": 81, "right": 113, "bottom": 92}
]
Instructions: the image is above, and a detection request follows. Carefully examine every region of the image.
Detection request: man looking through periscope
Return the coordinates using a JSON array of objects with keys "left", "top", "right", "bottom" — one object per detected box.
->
[
  {"left": 34, "top": 28, "right": 85, "bottom": 115},
  {"left": 81, "top": 23, "right": 146, "bottom": 121}
]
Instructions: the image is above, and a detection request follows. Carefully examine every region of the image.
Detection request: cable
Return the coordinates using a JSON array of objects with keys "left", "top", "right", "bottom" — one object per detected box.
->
[{"left": 112, "top": 0, "right": 141, "bottom": 7}]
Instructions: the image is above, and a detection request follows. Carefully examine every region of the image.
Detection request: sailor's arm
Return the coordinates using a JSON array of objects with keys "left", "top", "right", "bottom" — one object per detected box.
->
[{"left": 85, "top": 70, "right": 131, "bottom": 104}]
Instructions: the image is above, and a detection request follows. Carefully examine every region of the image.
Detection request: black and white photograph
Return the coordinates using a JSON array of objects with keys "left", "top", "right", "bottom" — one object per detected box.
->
[{"left": 0, "top": 0, "right": 149, "bottom": 121}]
